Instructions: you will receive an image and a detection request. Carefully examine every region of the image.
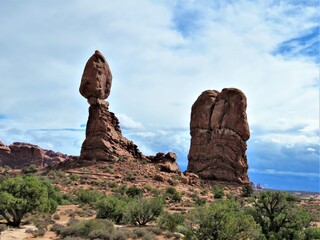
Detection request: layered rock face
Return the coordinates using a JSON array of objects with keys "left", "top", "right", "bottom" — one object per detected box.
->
[
  {"left": 187, "top": 88, "right": 250, "bottom": 184},
  {"left": 80, "top": 51, "right": 142, "bottom": 160},
  {"left": 0, "top": 142, "right": 70, "bottom": 168}
]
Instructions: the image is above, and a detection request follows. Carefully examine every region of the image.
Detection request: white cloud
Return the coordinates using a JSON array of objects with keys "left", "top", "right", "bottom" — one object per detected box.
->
[{"left": 117, "top": 114, "right": 144, "bottom": 130}]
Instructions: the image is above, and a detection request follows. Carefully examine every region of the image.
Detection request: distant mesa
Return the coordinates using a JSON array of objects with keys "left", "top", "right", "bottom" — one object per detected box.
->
[
  {"left": 0, "top": 141, "right": 72, "bottom": 168},
  {"left": 79, "top": 50, "right": 143, "bottom": 161},
  {"left": 187, "top": 88, "right": 250, "bottom": 184}
]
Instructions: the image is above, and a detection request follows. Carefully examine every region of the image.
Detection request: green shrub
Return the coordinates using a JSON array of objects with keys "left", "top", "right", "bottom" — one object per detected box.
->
[
  {"left": 51, "top": 223, "right": 65, "bottom": 235},
  {"left": 133, "top": 228, "right": 148, "bottom": 238},
  {"left": 127, "top": 197, "right": 164, "bottom": 226},
  {"left": 113, "top": 230, "right": 129, "bottom": 240},
  {"left": 126, "top": 186, "right": 144, "bottom": 198},
  {"left": 60, "top": 219, "right": 114, "bottom": 238},
  {"left": 69, "top": 174, "right": 80, "bottom": 181},
  {"left": 149, "top": 227, "right": 163, "bottom": 235},
  {"left": 95, "top": 195, "right": 127, "bottom": 224},
  {"left": 165, "top": 187, "right": 182, "bottom": 203},
  {"left": 249, "top": 191, "right": 312, "bottom": 239},
  {"left": 194, "top": 197, "right": 206, "bottom": 206},
  {"left": 158, "top": 212, "right": 185, "bottom": 232},
  {"left": 304, "top": 227, "right": 320, "bottom": 240},
  {"left": 108, "top": 181, "right": 118, "bottom": 188},
  {"left": 0, "top": 175, "right": 60, "bottom": 227},
  {"left": 241, "top": 184, "right": 254, "bottom": 197},
  {"left": 88, "top": 229, "right": 113, "bottom": 239},
  {"left": 21, "top": 164, "right": 37, "bottom": 174},
  {"left": 186, "top": 199, "right": 262, "bottom": 239},
  {"left": 75, "top": 189, "right": 104, "bottom": 205},
  {"left": 213, "top": 186, "right": 224, "bottom": 199}
]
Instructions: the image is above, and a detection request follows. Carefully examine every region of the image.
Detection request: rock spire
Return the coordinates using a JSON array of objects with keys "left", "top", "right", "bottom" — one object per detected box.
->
[
  {"left": 187, "top": 88, "right": 250, "bottom": 184},
  {"left": 79, "top": 51, "right": 142, "bottom": 161}
]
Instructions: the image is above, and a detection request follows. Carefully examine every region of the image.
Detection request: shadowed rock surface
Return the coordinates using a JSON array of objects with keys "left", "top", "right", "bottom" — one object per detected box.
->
[
  {"left": 0, "top": 142, "right": 71, "bottom": 168},
  {"left": 147, "top": 152, "right": 180, "bottom": 173},
  {"left": 79, "top": 51, "right": 143, "bottom": 161},
  {"left": 187, "top": 88, "right": 250, "bottom": 184}
]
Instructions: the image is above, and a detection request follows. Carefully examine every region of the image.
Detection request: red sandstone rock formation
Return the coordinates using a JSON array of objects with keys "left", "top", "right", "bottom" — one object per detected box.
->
[
  {"left": 0, "top": 142, "right": 71, "bottom": 168},
  {"left": 147, "top": 152, "right": 180, "bottom": 173},
  {"left": 79, "top": 51, "right": 142, "bottom": 161},
  {"left": 187, "top": 88, "right": 250, "bottom": 184}
]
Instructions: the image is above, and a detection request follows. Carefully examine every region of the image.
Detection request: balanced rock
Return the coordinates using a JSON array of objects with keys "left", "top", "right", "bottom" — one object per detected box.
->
[
  {"left": 187, "top": 88, "right": 250, "bottom": 184},
  {"left": 0, "top": 142, "right": 70, "bottom": 168},
  {"left": 80, "top": 50, "right": 112, "bottom": 101},
  {"left": 79, "top": 51, "right": 142, "bottom": 161}
]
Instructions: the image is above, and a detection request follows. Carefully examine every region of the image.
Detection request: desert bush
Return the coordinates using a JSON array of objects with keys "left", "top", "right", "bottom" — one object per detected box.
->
[
  {"left": 95, "top": 195, "right": 127, "bottom": 224},
  {"left": 213, "top": 185, "right": 224, "bottom": 199},
  {"left": 133, "top": 228, "right": 148, "bottom": 238},
  {"left": 21, "top": 164, "right": 37, "bottom": 174},
  {"left": 88, "top": 229, "right": 113, "bottom": 239},
  {"left": 149, "top": 227, "right": 163, "bottom": 235},
  {"left": 125, "top": 172, "right": 136, "bottom": 181},
  {"left": 241, "top": 184, "right": 254, "bottom": 197},
  {"left": 75, "top": 189, "right": 104, "bottom": 205},
  {"left": 51, "top": 223, "right": 65, "bottom": 235},
  {"left": 29, "top": 213, "right": 54, "bottom": 230},
  {"left": 158, "top": 212, "right": 185, "bottom": 232},
  {"left": 112, "top": 230, "right": 129, "bottom": 240},
  {"left": 165, "top": 187, "right": 182, "bottom": 203},
  {"left": 61, "top": 193, "right": 77, "bottom": 205},
  {"left": 53, "top": 214, "right": 61, "bottom": 220},
  {"left": 304, "top": 227, "right": 320, "bottom": 240},
  {"left": 59, "top": 218, "right": 114, "bottom": 238},
  {"left": 248, "top": 191, "right": 312, "bottom": 239},
  {"left": 69, "top": 174, "right": 80, "bottom": 181},
  {"left": 186, "top": 199, "right": 262, "bottom": 239},
  {"left": 126, "top": 186, "right": 144, "bottom": 198},
  {"left": 112, "top": 185, "right": 127, "bottom": 196},
  {"left": 108, "top": 181, "right": 118, "bottom": 188},
  {"left": 0, "top": 175, "right": 60, "bottom": 227},
  {"left": 127, "top": 197, "right": 164, "bottom": 226}
]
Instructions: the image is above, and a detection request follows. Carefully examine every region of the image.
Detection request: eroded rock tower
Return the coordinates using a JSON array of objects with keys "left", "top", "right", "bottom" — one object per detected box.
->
[{"left": 187, "top": 88, "right": 250, "bottom": 184}]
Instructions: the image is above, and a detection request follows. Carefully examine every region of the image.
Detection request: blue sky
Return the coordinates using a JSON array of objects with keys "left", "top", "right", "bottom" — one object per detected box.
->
[{"left": 0, "top": 0, "right": 319, "bottom": 192}]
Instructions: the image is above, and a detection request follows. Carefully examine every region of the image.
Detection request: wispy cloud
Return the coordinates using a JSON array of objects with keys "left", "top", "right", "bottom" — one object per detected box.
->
[{"left": 249, "top": 168, "right": 319, "bottom": 178}]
